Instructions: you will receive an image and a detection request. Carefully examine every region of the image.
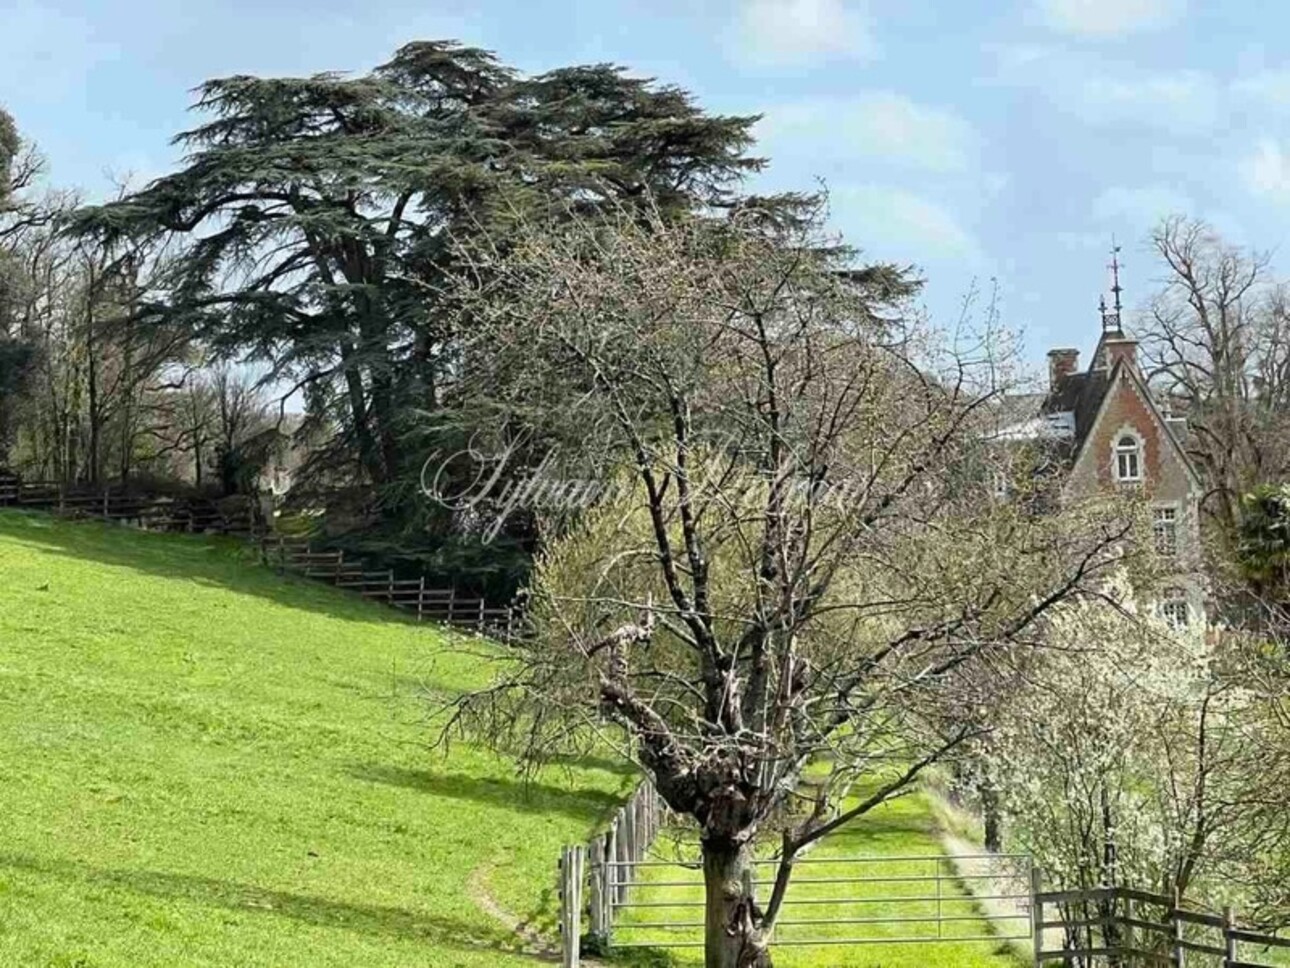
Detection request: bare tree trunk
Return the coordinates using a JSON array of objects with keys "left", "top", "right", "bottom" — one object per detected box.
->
[
  {"left": 85, "top": 285, "right": 100, "bottom": 486},
  {"left": 342, "top": 358, "right": 384, "bottom": 485},
  {"left": 702, "top": 839, "right": 772, "bottom": 968},
  {"left": 980, "top": 771, "right": 1003, "bottom": 853}
]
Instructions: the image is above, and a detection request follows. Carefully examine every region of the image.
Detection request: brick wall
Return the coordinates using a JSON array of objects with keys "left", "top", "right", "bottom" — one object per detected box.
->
[{"left": 1066, "top": 365, "right": 1205, "bottom": 614}]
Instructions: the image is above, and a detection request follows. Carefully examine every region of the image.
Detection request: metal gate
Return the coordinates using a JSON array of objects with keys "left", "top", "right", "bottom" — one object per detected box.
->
[{"left": 593, "top": 851, "right": 1034, "bottom": 953}]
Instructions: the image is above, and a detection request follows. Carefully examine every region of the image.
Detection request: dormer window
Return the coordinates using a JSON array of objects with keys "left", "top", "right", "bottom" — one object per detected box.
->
[{"left": 1114, "top": 434, "right": 1142, "bottom": 482}]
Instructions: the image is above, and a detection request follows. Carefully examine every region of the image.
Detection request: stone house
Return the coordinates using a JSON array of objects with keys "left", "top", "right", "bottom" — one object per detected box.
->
[{"left": 996, "top": 288, "right": 1205, "bottom": 628}]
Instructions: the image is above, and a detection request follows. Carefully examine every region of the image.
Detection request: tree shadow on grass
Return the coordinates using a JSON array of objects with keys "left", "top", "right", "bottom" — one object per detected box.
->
[
  {"left": 0, "top": 510, "right": 433, "bottom": 629},
  {"left": 816, "top": 811, "right": 936, "bottom": 852},
  {"left": 0, "top": 849, "right": 552, "bottom": 961},
  {"left": 349, "top": 763, "right": 624, "bottom": 824}
]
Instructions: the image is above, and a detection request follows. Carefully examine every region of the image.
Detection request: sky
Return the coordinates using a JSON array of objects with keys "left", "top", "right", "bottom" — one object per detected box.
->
[{"left": 3, "top": 0, "right": 1290, "bottom": 371}]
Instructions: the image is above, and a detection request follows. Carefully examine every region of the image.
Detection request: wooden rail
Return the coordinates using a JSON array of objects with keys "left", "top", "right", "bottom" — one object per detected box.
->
[
  {"left": 258, "top": 534, "right": 524, "bottom": 637},
  {"left": 1033, "top": 885, "right": 1290, "bottom": 967},
  {"left": 0, "top": 473, "right": 522, "bottom": 637},
  {"left": 0, "top": 477, "right": 257, "bottom": 536}
]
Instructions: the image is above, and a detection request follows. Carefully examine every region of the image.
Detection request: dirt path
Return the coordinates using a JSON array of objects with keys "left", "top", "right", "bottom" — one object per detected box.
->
[{"left": 468, "top": 864, "right": 608, "bottom": 966}]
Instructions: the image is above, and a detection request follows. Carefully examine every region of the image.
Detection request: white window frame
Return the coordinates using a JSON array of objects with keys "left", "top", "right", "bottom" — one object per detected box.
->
[
  {"left": 1153, "top": 504, "right": 1179, "bottom": 557},
  {"left": 1160, "top": 587, "right": 1190, "bottom": 629},
  {"left": 1114, "top": 432, "right": 1143, "bottom": 483}
]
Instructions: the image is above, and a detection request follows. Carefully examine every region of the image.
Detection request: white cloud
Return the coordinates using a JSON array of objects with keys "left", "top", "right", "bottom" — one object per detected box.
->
[
  {"left": 1091, "top": 185, "right": 1193, "bottom": 226},
  {"left": 1035, "top": 0, "right": 1184, "bottom": 38},
  {"left": 732, "top": 0, "right": 876, "bottom": 67},
  {"left": 831, "top": 185, "right": 983, "bottom": 265},
  {"left": 1241, "top": 138, "right": 1290, "bottom": 203},
  {"left": 1231, "top": 68, "right": 1290, "bottom": 108},
  {"left": 990, "top": 45, "right": 1220, "bottom": 135},
  {"left": 757, "top": 93, "right": 979, "bottom": 172},
  {"left": 1072, "top": 70, "right": 1219, "bottom": 133}
]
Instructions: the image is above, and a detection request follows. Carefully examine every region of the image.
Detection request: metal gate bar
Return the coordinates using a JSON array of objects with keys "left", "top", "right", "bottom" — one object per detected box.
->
[{"left": 603, "top": 852, "right": 1034, "bottom": 951}]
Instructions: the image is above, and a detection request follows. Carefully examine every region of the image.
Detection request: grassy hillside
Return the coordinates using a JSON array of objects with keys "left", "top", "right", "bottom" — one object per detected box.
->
[{"left": 0, "top": 511, "right": 629, "bottom": 968}]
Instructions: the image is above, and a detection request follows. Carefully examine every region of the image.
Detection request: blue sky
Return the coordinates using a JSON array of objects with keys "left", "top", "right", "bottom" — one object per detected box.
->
[{"left": 3, "top": 0, "right": 1289, "bottom": 368}]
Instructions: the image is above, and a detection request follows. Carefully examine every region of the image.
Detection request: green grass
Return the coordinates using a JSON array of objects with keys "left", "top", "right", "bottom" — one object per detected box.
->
[
  {"left": 612, "top": 790, "right": 1025, "bottom": 968},
  {"left": 0, "top": 511, "right": 631, "bottom": 968}
]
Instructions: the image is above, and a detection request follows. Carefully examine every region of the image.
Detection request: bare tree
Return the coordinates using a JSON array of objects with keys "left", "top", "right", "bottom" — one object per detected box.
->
[
  {"left": 993, "top": 593, "right": 1290, "bottom": 953},
  {"left": 1, "top": 195, "right": 192, "bottom": 485},
  {"left": 210, "top": 364, "right": 273, "bottom": 495},
  {"left": 439, "top": 202, "right": 1133, "bottom": 968},
  {"left": 1144, "top": 216, "right": 1290, "bottom": 535}
]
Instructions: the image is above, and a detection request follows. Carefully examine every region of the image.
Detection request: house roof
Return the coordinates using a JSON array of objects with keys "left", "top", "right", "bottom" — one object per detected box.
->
[
  {"left": 1044, "top": 368, "right": 1110, "bottom": 453},
  {"left": 999, "top": 343, "right": 1202, "bottom": 496}
]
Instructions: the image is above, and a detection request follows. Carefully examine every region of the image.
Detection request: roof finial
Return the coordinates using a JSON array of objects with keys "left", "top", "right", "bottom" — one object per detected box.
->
[
  {"left": 1109, "top": 238, "right": 1123, "bottom": 315},
  {"left": 1100, "top": 240, "right": 1123, "bottom": 332}
]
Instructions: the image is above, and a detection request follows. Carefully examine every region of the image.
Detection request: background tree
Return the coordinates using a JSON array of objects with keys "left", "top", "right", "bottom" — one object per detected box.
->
[
  {"left": 71, "top": 41, "right": 799, "bottom": 578},
  {"left": 1144, "top": 216, "right": 1290, "bottom": 536},
  {"left": 0, "top": 106, "right": 40, "bottom": 466},
  {"left": 441, "top": 201, "right": 1133, "bottom": 968},
  {"left": 991, "top": 589, "right": 1290, "bottom": 957},
  {"left": 209, "top": 364, "right": 274, "bottom": 495},
  {"left": 1235, "top": 484, "right": 1290, "bottom": 614},
  {"left": 1, "top": 195, "right": 191, "bottom": 486},
  {"left": 0, "top": 107, "right": 18, "bottom": 213}
]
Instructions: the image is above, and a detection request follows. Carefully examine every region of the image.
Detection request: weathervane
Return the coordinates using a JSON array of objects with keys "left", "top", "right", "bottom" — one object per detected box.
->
[{"left": 1101, "top": 240, "right": 1123, "bottom": 332}]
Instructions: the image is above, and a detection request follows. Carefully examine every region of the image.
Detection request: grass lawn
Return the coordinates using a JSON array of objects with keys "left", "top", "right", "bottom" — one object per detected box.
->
[
  {"left": 0, "top": 511, "right": 631, "bottom": 967},
  {"left": 611, "top": 790, "right": 1025, "bottom": 968}
]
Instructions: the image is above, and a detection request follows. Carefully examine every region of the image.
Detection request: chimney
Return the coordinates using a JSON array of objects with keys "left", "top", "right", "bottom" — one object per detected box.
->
[
  {"left": 1102, "top": 336, "right": 1138, "bottom": 372},
  {"left": 1048, "top": 348, "right": 1080, "bottom": 391}
]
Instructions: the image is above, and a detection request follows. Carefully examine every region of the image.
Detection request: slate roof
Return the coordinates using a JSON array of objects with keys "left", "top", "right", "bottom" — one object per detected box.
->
[
  {"left": 996, "top": 364, "right": 1111, "bottom": 462},
  {"left": 1044, "top": 368, "right": 1111, "bottom": 454}
]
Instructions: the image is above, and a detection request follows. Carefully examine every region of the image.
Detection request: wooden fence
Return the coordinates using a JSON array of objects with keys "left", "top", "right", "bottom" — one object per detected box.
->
[
  {"left": 0, "top": 473, "right": 520, "bottom": 637},
  {"left": 258, "top": 534, "right": 524, "bottom": 638},
  {"left": 558, "top": 781, "right": 665, "bottom": 967},
  {"left": 0, "top": 476, "right": 256, "bottom": 535},
  {"left": 1033, "top": 884, "right": 1290, "bottom": 966}
]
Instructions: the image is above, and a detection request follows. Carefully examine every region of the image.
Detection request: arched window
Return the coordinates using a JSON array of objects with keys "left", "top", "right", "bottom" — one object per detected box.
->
[{"left": 1114, "top": 434, "right": 1142, "bottom": 482}]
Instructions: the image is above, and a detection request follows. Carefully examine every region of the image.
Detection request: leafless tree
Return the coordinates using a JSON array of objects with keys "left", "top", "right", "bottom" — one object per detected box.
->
[
  {"left": 1144, "top": 216, "right": 1290, "bottom": 536},
  {"left": 0, "top": 191, "right": 192, "bottom": 485},
  {"left": 440, "top": 201, "right": 1134, "bottom": 968}
]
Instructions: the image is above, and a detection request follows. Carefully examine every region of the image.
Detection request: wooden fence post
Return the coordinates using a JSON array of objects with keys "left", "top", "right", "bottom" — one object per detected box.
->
[
  {"left": 618, "top": 808, "right": 631, "bottom": 905},
  {"left": 560, "top": 844, "right": 582, "bottom": 968},
  {"left": 559, "top": 847, "right": 573, "bottom": 968},
  {"left": 602, "top": 829, "right": 616, "bottom": 943},
  {"left": 1031, "top": 865, "right": 1043, "bottom": 968},
  {"left": 417, "top": 576, "right": 425, "bottom": 622},
  {"left": 608, "top": 818, "right": 622, "bottom": 908},
  {"left": 1224, "top": 906, "right": 1236, "bottom": 967},
  {"left": 1124, "top": 893, "right": 1135, "bottom": 957},
  {"left": 588, "top": 837, "right": 605, "bottom": 945},
  {"left": 1172, "top": 886, "right": 1185, "bottom": 968}
]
